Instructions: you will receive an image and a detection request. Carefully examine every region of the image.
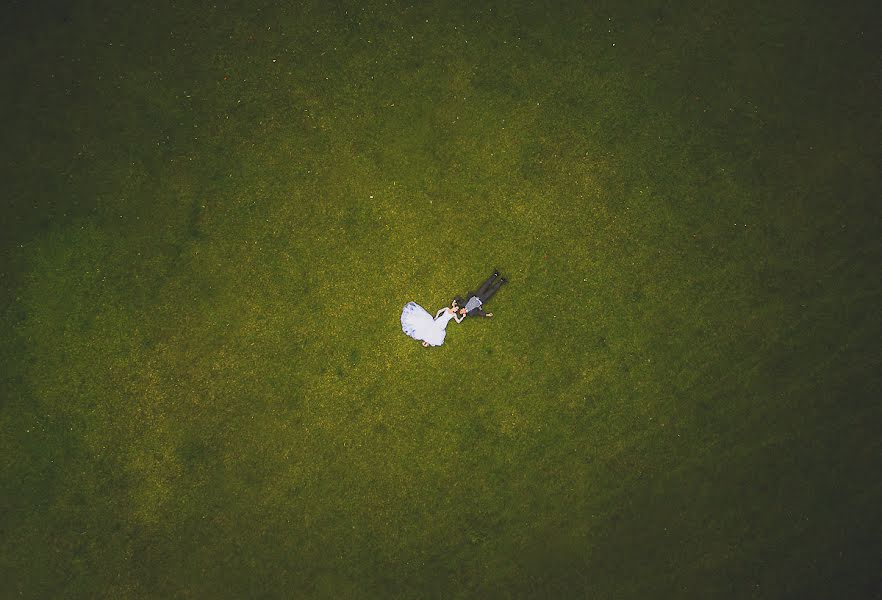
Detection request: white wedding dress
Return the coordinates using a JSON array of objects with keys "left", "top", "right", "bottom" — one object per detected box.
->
[{"left": 401, "top": 302, "right": 456, "bottom": 346}]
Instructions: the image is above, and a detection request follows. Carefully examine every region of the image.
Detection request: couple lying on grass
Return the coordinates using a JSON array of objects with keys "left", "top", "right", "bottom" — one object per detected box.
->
[{"left": 401, "top": 268, "right": 507, "bottom": 347}]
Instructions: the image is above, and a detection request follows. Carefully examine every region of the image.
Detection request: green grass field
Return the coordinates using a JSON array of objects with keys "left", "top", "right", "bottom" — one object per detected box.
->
[{"left": 2, "top": 1, "right": 880, "bottom": 598}]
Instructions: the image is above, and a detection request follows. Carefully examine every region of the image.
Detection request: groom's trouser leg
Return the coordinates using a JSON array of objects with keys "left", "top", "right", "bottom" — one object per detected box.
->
[
  {"left": 480, "top": 278, "right": 505, "bottom": 302},
  {"left": 476, "top": 271, "right": 498, "bottom": 297}
]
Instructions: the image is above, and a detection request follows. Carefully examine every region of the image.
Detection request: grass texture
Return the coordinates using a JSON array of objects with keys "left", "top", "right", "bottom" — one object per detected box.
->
[{"left": 1, "top": 0, "right": 880, "bottom": 598}]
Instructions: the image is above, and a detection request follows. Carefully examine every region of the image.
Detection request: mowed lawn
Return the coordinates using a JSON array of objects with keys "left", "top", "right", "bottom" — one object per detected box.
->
[{"left": 1, "top": 1, "right": 880, "bottom": 598}]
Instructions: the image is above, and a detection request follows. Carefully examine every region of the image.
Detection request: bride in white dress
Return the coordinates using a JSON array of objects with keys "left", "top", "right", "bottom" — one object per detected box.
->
[{"left": 401, "top": 300, "right": 464, "bottom": 347}]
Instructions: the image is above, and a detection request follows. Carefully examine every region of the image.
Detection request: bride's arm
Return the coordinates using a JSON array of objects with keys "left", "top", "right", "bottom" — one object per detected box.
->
[
  {"left": 453, "top": 313, "right": 464, "bottom": 324},
  {"left": 435, "top": 308, "right": 446, "bottom": 318}
]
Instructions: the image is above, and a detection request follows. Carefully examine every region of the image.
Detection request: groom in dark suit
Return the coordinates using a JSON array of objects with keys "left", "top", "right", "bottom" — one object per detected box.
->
[{"left": 453, "top": 269, "right": 507, "bottom": 319}]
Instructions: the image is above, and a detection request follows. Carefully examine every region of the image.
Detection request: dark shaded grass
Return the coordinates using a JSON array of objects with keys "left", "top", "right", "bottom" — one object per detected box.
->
[{"left": 1, "top": 0, "right": 881, "bottom": 598}]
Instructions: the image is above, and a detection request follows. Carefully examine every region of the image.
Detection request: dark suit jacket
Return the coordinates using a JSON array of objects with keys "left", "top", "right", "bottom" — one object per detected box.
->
[{"left": 453, "top": 294, "right": 489, "bottom": 318}]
